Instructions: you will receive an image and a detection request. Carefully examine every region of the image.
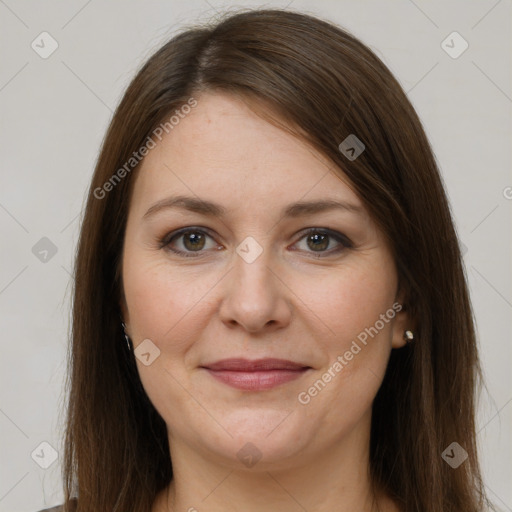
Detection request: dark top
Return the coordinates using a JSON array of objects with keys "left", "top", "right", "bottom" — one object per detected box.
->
[{"left": 36, "top": 498, "right": 77, "bottom": 512}]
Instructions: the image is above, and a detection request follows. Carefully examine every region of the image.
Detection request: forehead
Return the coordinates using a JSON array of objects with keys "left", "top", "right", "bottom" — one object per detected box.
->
[{"left": 130, "top": 92, "right": 363, "bottom": 216}]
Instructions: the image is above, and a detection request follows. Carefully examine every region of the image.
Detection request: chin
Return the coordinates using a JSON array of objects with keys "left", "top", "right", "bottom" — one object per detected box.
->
[{"left": 204, "top": 408, "right": 313, "bottom": 468}]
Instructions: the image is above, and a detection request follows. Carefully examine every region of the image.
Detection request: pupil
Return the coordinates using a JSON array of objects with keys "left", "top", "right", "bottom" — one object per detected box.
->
[
  {"left": 184, "top": 232, "right": 204, "bottom": 251},
  {"left": 308, "top": 233, "right": 328, "bottom": 251}
]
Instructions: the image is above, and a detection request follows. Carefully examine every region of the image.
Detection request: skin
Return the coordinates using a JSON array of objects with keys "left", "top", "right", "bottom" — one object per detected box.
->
[{"left": 121, "top": 91, "right": 411, "bottom": 512}]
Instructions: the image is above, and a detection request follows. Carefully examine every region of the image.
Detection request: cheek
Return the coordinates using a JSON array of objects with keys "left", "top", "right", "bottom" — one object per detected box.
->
[
  {"left": 122, "top": 259, "right": 212, "bottom": 426},
  {"left": 294, "top": 258, "right": 397, "bottom": 412},
  {"left": 294, "top": 260, "right": 397, "bottom": 346},
  {"left": 294, "top": 266, "right": 397, "bottom": 432},
  {"left": 123, "top": 256, "right": 218, "bottom": 353}
]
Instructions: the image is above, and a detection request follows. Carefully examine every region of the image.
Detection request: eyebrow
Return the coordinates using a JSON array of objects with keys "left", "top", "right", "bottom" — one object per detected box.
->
[{"left": 143, "top": 194, "right": 364, "bottom": 220}]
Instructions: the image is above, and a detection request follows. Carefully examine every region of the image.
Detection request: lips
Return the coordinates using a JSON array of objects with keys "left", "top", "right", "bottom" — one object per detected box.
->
[
  {"left": 203, "top": 358, "right": 309, "bottom": 371},
  {"left": 201, "top": 358, "right": 311, "bottom": 391}
]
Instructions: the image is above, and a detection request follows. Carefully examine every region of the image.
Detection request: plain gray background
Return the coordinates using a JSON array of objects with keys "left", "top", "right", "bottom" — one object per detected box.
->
[{"left": 0, "top": 1, "right": 510, "bottom": 511}]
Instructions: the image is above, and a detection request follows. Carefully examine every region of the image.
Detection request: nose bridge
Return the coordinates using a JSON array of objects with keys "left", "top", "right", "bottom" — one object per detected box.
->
[
  {"left": 233, "top": 237, "right": 277, "bottom": 305},
  {"left": 218, "top": 236, "right": 290, "bottom": 332}
]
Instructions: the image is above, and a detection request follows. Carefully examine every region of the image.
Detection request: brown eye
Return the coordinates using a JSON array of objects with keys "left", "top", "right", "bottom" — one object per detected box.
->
[
  {"left": 162, "top": 228, "right": 218, "bottom": 257},
  {"left": 306, "top": 232, "right": 329, "bottom": 251},
  {"left": 161, "top": 227, "right": 351, "bottom": 259},
  {"left": 181, "top": 231, "right": 206, "bottom": 251},
  {"left": 294, "top": 228, "right": 352, "bottom": 256}
]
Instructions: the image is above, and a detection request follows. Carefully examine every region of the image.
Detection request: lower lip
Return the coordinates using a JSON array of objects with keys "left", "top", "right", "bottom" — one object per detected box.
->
[{"left": 205, "top": 369, "right": 309, "bottom": 391}]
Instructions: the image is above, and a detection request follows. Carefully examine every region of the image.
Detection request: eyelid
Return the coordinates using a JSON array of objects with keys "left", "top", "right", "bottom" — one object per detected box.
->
[
  {"left": 159, "top": 226, "right": 219, "bottom": 257},
  {"left": 160, "top": 226, "right": 352, "bottom": 257},
  {"left": 296, "top": 227, "right": 353, "bottom": 249},
  {"left": 159, "top": 226, "right": 216, "bottom": 247}
]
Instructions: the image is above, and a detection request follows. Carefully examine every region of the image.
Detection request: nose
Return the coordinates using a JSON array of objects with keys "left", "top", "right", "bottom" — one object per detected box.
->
[{"left": 218, "top": 247, "right": 292, "bottom": 334}]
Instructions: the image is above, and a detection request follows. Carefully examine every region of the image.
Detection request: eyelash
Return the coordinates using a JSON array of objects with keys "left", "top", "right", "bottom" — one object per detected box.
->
[{"left": 159, "top": 226, "right": 353, "bottom": 258}]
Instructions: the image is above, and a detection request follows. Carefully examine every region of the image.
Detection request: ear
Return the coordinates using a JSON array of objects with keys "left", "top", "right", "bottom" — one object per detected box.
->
[{"left": 390, "top": 289, "right": 415, "bottom": 349}]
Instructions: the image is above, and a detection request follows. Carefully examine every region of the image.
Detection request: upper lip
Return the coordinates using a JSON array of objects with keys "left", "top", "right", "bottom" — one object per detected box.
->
[{"left": 202, "top": 358, "right": 310, "bottom": 371}]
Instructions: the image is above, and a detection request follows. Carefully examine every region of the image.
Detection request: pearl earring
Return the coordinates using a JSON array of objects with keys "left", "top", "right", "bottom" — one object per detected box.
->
[{"left": 403, "top": 330, "right": 414, "bottom": 343}]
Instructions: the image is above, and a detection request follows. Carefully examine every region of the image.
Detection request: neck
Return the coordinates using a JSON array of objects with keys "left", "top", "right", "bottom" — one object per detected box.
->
[{"left": 153, "top": 410, "right": 397, "bottom": 512}]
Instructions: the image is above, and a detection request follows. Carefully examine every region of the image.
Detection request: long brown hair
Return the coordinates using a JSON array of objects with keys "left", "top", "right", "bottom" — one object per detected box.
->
[{"left": 62, "top": 8, "right": 492, "bottom": 511}]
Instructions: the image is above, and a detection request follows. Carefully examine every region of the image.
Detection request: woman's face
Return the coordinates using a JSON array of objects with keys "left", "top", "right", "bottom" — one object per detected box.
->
[{"left": 121, "top": 91, "right": 410, "bottom": 470}]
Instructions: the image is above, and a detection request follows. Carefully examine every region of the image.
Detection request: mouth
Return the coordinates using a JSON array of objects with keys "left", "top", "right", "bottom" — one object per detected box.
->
[{"left": 200, "top": 358, "right": 312, "bottom": 391}]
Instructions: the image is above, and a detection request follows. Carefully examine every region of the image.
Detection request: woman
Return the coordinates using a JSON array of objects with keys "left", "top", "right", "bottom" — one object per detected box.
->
[{"left": 39, "top": 8, "right": 493, "bottom": 512}]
